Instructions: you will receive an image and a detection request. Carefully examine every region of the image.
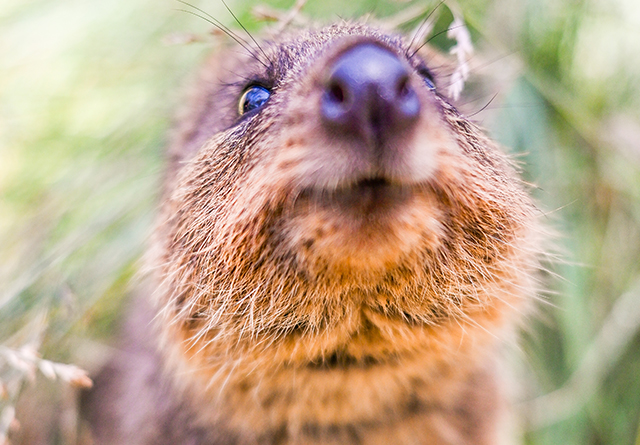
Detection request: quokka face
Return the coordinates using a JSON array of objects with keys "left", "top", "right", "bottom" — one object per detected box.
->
[{"left": 107, "top": 19, "right": 543, "bottom": 445}]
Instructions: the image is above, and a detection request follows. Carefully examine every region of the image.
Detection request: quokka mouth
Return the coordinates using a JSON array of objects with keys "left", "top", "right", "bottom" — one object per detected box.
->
[{"left": 299, "top": 176, "right": 416, "bottom": 216}]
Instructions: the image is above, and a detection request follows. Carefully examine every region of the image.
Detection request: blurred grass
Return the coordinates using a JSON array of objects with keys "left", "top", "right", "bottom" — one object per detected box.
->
[{"left": 1, "top": 0, "right": 640, "bottom": 443}]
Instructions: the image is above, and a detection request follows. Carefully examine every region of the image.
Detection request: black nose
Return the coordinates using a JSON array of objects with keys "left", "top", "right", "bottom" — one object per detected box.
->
[{"left": 321, "top": 43, "right": 420, "bottom": 144}]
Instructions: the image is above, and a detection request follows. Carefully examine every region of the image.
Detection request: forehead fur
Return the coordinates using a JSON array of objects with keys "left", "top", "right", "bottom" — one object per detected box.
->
[{"left": 260, "top": 23, "right": 407, "bottom": 81}]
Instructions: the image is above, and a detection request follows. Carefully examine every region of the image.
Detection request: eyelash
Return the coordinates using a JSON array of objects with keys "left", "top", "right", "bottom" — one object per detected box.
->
[{"left": 416, "top": 66, "right": 436, "bottom": 90}]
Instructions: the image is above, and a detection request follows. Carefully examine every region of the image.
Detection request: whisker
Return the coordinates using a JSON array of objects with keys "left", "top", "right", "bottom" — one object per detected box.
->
[
  {"left": 466, "top": 92, "right": 499, "bottom": 118},
  {"left": 219, "top": 0, "right": 271, "bottom": 64},
  {"left": 177, "top": 1, "right": 251, "bottom": 47},
  {"left": 410, "top": 23, "right": 466, "bottom": 59},
  {"left": 406, "top": 0, "right": 447, "bottom": 58},
  {"left": 176, "top": 2, "right": 267, "bottom": 68}
]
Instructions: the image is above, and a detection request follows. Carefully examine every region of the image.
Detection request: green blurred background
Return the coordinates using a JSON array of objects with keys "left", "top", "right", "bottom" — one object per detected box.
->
[{"left": 1, "top": 0, "right": 640, "bottom": 443}]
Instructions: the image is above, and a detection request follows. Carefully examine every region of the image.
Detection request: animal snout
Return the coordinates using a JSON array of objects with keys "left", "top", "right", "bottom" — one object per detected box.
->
[{"left": 320, "top": 43, "right": 421, "bottom": 147}]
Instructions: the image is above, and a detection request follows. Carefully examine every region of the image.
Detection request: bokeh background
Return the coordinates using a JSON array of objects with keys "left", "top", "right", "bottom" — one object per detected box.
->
[{"left": 1, "top": 0, "right": 640, "bottom": 443}]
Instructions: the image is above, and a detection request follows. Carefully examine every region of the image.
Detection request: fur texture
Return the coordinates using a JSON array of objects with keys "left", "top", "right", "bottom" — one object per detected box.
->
[{"left": 85, "top": 21, "right": 542, "bottom": 445}]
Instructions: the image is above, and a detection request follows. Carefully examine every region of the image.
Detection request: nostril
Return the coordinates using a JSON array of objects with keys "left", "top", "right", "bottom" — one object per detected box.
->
[
  {"left": 322, "top": 80, "right": 351, "bottom": 123},
  {"left": 328, "top": 81, "right": 346, "bottom": 104},
  {"left": 397, "top": 75, "right": 411, "bottom": 99}
]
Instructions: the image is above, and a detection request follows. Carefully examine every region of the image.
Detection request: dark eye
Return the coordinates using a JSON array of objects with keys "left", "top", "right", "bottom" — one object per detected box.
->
[
  {"left": 239, "top": 85, "right": 271, "bottom": 115},
  {"left": 416, "top": 65, "right": 436, "bottom": 91}
]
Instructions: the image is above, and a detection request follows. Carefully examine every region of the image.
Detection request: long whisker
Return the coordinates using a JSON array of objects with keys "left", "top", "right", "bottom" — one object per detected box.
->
[
  {"left": 466, "top": 92, "right": 499, "bottom": 118},
  {"left": 176, "top": 2, "right": 267, "bottom": 67},
  {"left": 220, "top": 0, "right": 271, "bottom": 64},
  {"left": 406, "top": 0, "right": 447, "bottom": 57},
  {"left": 410, "top": 23, "right": 465, "bottom": 58},
  {"left": 177, "top": 0, "right": 253, "bottom": 48}
]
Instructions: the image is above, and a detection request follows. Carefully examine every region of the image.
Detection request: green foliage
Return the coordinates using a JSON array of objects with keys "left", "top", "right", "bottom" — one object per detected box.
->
[{"left": 1, "top": 0, "right": 639, "bottom": 443}]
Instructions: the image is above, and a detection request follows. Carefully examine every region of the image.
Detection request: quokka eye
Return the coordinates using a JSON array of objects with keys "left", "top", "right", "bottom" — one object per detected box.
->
[
  {"left": 416, "top": 65, "right": 436, "bottom": 91},
  {"left": 239, "top": 85, "right": 271, "bottom": 115},
  {"left": 422, "top": 76, "right": 435, "bottom": 90}
]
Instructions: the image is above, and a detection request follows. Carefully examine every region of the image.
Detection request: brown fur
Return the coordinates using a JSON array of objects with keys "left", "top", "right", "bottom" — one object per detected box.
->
[{"left": 84, "top": 20, "right": 542, "bottom": 445}]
